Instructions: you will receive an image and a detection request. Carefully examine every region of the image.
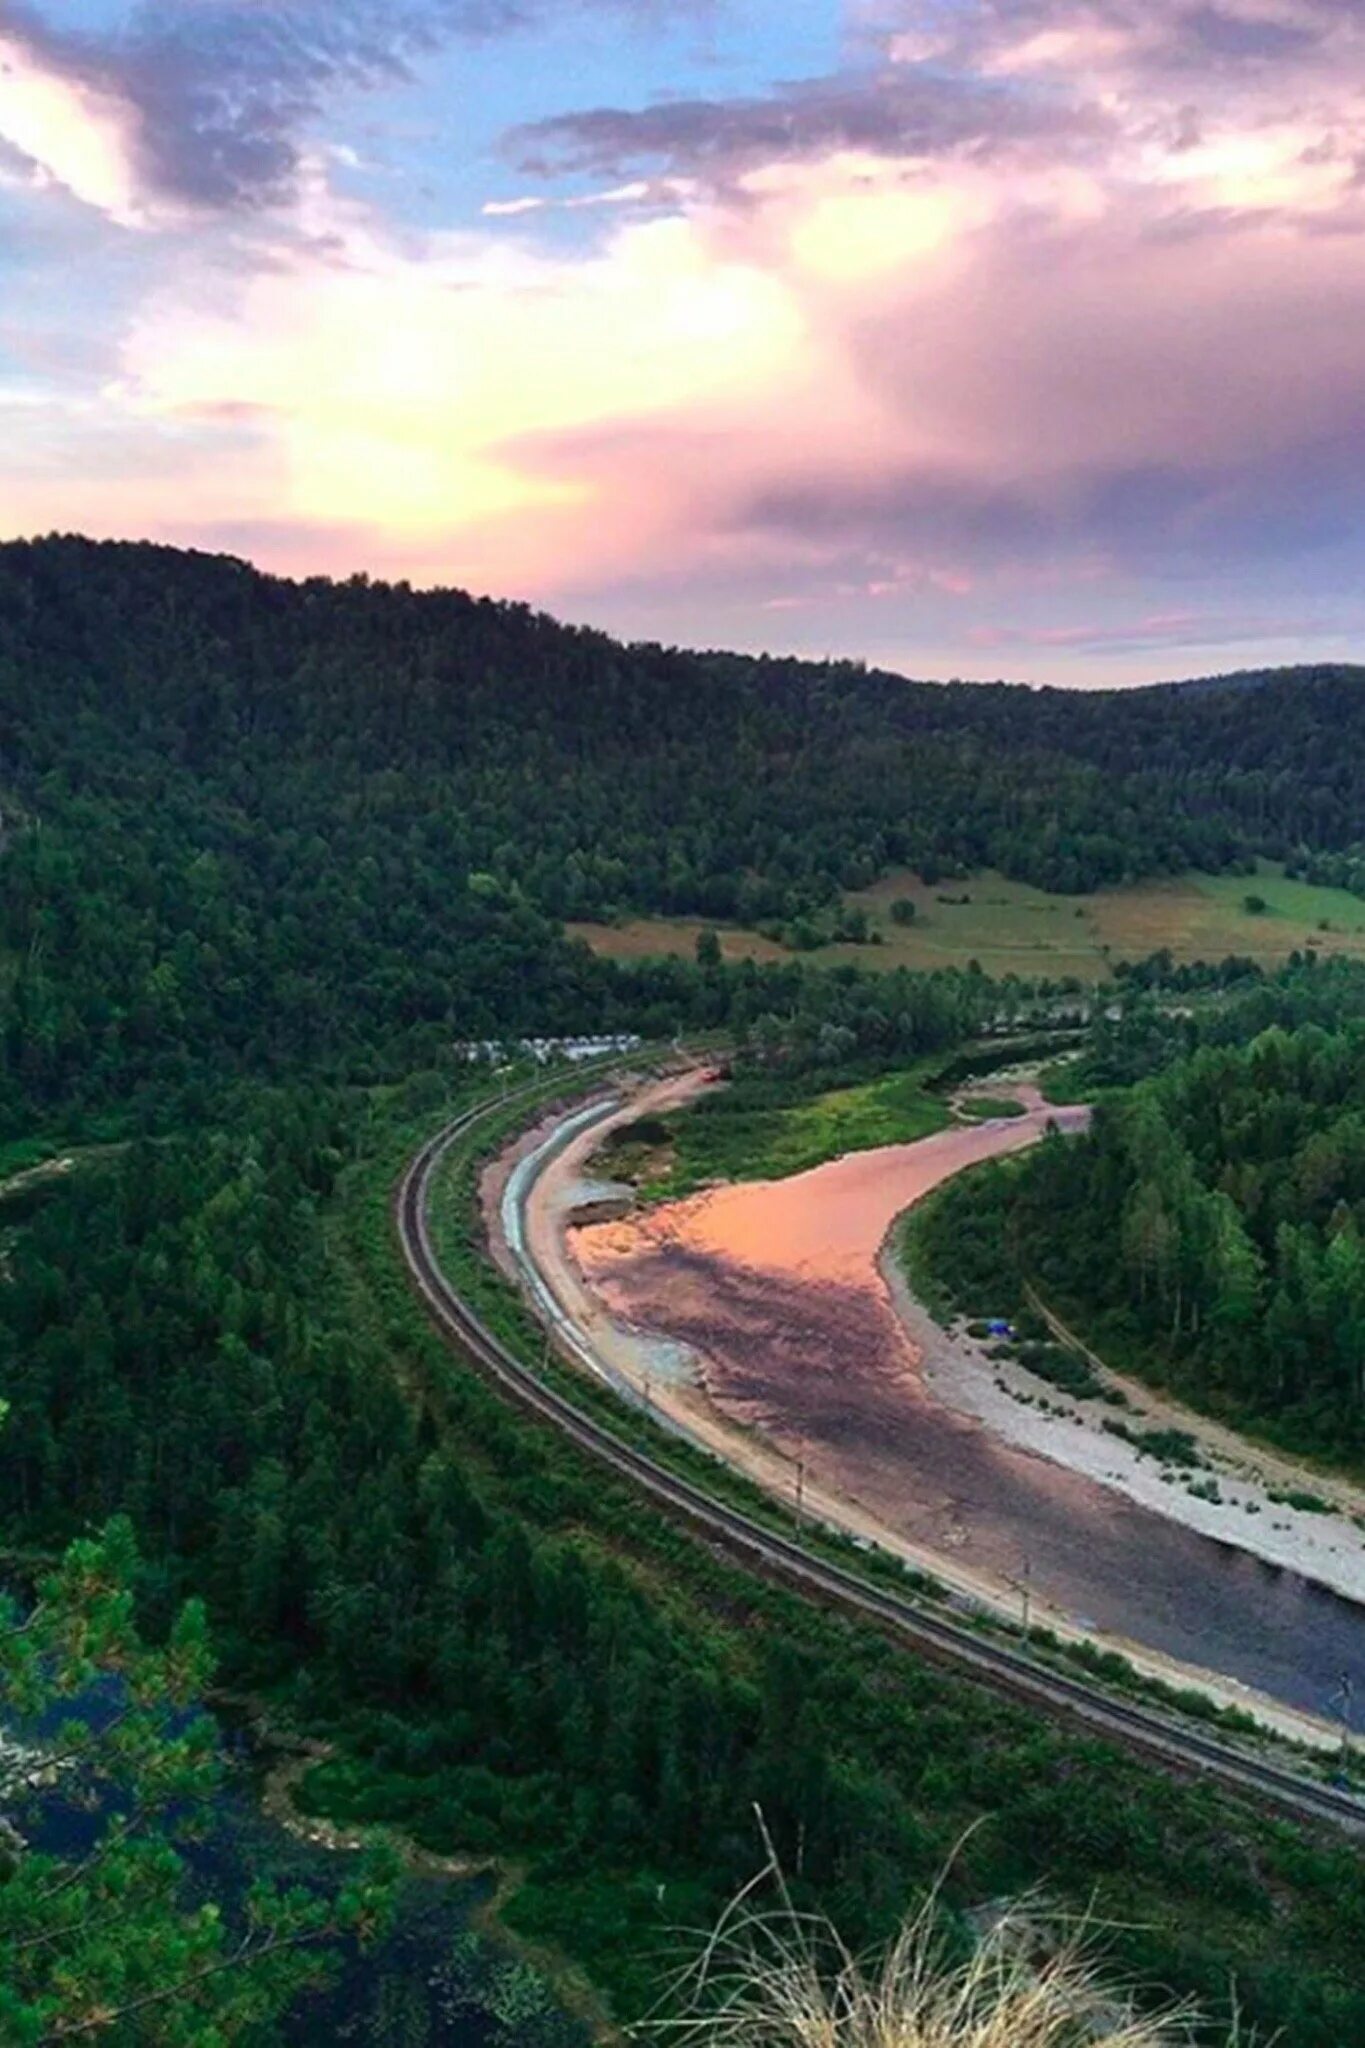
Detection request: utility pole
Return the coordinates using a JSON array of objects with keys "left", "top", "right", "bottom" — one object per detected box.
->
[
  {"left": 1017, "top": 1553, "right": 1032, "bottom": 1638},
  {"left": 794, "top": 1443, "right": 806, "bottom": 1530},
  {"left": 1331, "top": 1671, "right": 1354, "bottom": 1768}
]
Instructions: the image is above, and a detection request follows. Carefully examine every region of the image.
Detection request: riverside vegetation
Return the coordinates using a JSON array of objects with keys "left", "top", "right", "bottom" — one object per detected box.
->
[
  {"left": 596, "top": 1059, "right": 956, "bottom": 1200},
  {"left": 909, "top": 968, "right": 1365, "bottom": 1479},
  {"left": 7, "top": 538, "right": 1365, "bottom": 2037}
]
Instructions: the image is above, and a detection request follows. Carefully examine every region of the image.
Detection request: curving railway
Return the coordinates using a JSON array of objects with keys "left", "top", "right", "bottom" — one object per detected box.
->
[{"left": 397, "top": 1076, "right": 1365, "bottom": 1841}]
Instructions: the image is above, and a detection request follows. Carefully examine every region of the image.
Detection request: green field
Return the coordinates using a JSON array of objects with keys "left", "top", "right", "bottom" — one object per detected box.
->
[
  {"left": 570, "top": 862, "right": 1365, "bottom": 982},
  {"left": 598, "top": 1062, "right": 952, "bottom": 1199}
]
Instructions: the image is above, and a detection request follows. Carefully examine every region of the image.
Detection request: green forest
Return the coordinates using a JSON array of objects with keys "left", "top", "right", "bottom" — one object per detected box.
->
[
  {"left": 6, "top": 537, "right": 1365, "bottom": 2040},
  {"left": 914, "top": 996, "right": 1365, "bottom": 1470},
  {"left": 5, "top": 535, "right": 1365, "bottom": 1136}
]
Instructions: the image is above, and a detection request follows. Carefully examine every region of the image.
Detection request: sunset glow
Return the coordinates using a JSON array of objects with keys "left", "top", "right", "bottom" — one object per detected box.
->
[{"left": 3, "top": 0, "right": 1363, "bottom": 681}]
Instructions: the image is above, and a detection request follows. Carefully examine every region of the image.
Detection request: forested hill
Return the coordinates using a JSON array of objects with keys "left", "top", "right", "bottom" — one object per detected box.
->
[
  {"left": 2, "top": 532, "right": 1226, "bottom": 919},
  {"left": 4, "top": 538, "right": 1365, "bottom": 902},
  {"left": 2, "top": 540, "right": 1365, "bottom": 909},
  {"left": 1, "top": 533, "right": 1363, "bottom": 1129}
]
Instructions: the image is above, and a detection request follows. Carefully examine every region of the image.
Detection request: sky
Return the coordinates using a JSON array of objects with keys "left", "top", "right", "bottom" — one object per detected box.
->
[{"left": 1, "top": 1, "right": 1363, "bottom": 685}]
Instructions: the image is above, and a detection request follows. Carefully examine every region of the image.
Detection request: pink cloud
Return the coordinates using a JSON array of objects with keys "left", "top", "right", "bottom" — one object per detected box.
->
[
  {"left": 0, "top": 30, "right": 148, "bottom": 225},
  {"left": 7, "top": 0, "right": 1365, "bottom": 682},
  {"left": 967, "top": 610, "right": 1340, "bottom": 653}
]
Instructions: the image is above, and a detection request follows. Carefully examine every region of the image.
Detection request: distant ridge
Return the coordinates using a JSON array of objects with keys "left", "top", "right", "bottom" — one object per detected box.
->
[
  {"left": 1158, "top": 664, "right": 1365, "bottom": 699},
  {"left": 3, "top": 530, "right": 1358, "bottom": 702}
]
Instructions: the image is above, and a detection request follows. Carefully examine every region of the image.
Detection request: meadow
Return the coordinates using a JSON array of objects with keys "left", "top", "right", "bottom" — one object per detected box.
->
[
  {"left": 569, "top": 862, "right": 1365, "bottom": 982},
  {"left": 597, "top": 1061, "right": 953, "bottom": 1200}
]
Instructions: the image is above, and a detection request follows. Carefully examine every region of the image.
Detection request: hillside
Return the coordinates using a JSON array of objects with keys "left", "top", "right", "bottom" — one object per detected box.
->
[
  {"left": 1, "top": 533, "right": 1363, "bottom": 1138},
  {"left": 4, "top": 541, "right": 1363, "bottom": 905}
]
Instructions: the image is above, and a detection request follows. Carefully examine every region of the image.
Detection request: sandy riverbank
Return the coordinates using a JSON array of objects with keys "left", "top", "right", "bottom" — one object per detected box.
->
[
  {"left": 500, "top": 1071, "right": 1354, "bottom": 1747},
  {"left": 882, "top": 1251, "right": 1365, "bottom": 1609}
]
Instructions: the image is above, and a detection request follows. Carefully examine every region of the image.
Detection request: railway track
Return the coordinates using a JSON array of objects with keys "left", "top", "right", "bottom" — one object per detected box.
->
[{"left": 397, "top": 1079, "right": 1365, "bottom": 1841}]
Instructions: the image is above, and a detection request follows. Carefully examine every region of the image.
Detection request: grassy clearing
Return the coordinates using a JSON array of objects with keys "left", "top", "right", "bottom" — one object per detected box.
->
[
  {"left": 601, "top": 1061, "right": 952, "bottom": 1201},
  {"left": 956, "top": 1095, "right": 1029, "bottom": 1122},
  {"left": 0, "top": 1138, "right": 129, "bottom": 1211},
  {"left": 566, "top": 918, "right": 789, "bottom": 963},
  {"left": 1037, "top": 1056, "right": 1089, "bottom": 1105},
  {"left": 568, "top": 862, "right": 1365, "bottom": 983},
  {"left": 0, "top": 1136, "right": 65, "bottom": 1184}
]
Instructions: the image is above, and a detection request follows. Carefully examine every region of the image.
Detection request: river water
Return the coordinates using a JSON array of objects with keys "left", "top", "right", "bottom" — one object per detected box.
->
[
  {"left": 575, "top": 1111, "right": 1365, "bottom": 1721},
  {"left": 19, "top": 1716, "right": 580, "bottom": 2048}
]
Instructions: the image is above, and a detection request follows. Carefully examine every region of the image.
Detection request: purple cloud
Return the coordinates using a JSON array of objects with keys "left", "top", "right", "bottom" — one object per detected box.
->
[
  {"left": 966, "top": 609, "right": 1342, "bottom": 654},
  {"left": 506, "top": 64, "right": 1104, "bottom": 182},
  {"left": 1177, "top": 5, "right": 1321, "bottom": 62},
  {"left": 2, "top": 0, "right": 547, "bottom": 211},
  {"left": 903, "top": 0, "right": 1347, "bottom": 74}
]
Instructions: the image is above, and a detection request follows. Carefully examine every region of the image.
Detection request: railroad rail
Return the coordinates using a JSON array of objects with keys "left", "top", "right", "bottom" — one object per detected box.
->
[{"left": 397, "top": 1080, "right": 1365, "bottom": 1840}]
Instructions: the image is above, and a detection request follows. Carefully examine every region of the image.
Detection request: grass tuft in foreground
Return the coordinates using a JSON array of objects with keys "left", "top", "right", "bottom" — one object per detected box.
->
[{"left": 663, "top": 1866, "right": 1235, "bottom": 2048}]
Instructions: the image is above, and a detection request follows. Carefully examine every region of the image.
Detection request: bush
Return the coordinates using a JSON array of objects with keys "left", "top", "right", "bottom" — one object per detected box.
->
[
  {"left": 1103, "top": 1420, "right": 1202, "bottom": 1469},
  {"left": 1016, "top": 1341, "right": 1104, "bottom": 1401}
]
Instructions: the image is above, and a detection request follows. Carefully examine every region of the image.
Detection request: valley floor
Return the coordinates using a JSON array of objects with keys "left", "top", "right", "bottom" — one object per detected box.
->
[{"left": 493, "top": 1069, "right": 1365, "bottom": 1748}]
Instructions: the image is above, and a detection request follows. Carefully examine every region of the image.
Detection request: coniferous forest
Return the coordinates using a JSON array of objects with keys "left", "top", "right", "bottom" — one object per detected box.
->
[
  {"left": 5, "top": 534, "right": 1365, "bottom": 1133},
  {"left": 8, "top": 537, "right": 1365, "bottom": 2040},
  {"left": 918, "top": 1007, "right": 1365, "bottom": 1467}
]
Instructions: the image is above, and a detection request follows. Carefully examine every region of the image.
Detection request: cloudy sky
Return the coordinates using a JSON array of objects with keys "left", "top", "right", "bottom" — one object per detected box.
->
[{"left": 2, "top": 1, "right": 1363, "bottom": 683}]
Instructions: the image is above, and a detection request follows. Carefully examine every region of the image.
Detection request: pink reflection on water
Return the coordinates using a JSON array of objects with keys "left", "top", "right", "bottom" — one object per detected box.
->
[
  {"left": 577, "top": 1103, "right": 1086, "bottom": 1297},
  {"left": 566, "top": 1098, "right": 1365, "bottom": 1714}
]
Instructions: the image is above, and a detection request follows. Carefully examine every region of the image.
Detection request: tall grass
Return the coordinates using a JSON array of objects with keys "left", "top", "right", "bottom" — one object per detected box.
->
[{"left": 658, "top": 1851, "right": 1241, "bottom": 2048}]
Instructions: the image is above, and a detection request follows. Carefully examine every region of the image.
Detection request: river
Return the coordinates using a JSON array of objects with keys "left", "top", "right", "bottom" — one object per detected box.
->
[{"left": 573, "top": 1106, "right": 1365, "bottom": 1723}]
